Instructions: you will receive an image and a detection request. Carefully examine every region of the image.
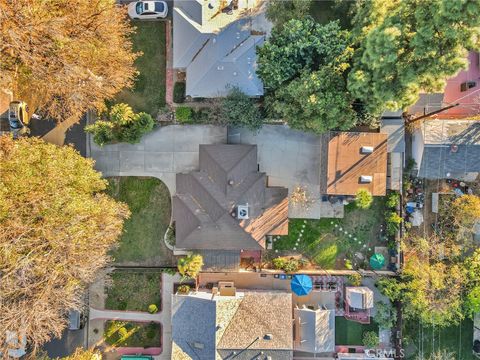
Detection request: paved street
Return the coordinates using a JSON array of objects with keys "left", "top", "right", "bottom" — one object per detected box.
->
[
  {"left": 228, "top": 125, "right": 344, "bottom": 219},
  {"left": 89, "top": 125, "right": 227, "bottom": 194}
]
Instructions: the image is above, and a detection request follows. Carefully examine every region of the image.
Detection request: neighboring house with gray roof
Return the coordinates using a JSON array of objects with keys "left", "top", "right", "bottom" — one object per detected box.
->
[
  {"left": 171, "top": 290, "right": 293, "bottom": 360},
  {"left": 173, "top": 144, "right": 289, "bottom": 270},
  {"left": 412, "top": 119, "right": 480, "bottom": 180},
  {"left": 173, "top": 0, "right": 271, "bottom": 98}
]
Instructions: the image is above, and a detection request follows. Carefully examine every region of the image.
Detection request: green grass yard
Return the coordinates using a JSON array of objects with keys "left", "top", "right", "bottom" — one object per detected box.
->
[
  {"left": 274, "top": 198, "right": 387, "bottom": 269},
  {"left": 106, "top": 177, "right": 172, "bottom": 265},
  {"left": 115, "top": 21, "right": 166, "bottom": 117},
  {"left": 104, "top": 321, "right": 161, "bottom": 348},
  {"left": 403, "top": 319, "right": 475, "bottom": 360},
  {"left": 335, "top": 317, "right": 379, "bottom": 345},
  {"left": 105, "top": 270, "right": 161, "bottom": 312}
]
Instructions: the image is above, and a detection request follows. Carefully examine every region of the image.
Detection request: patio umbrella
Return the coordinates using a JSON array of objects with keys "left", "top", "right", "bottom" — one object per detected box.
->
[
  {"left": 370, "top": 253, "right": 385, "bottom": 270},
  {"left": 290, "top": 274, "right": 312, "bottom": 296}
]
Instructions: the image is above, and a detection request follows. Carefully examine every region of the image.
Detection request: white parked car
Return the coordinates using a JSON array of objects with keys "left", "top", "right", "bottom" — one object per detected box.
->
[{"left": 127, "top": 1, "right": 168, "bottom": 20}]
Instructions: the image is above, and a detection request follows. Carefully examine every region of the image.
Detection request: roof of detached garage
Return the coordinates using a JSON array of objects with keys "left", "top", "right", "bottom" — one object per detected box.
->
[{"left": 326, "top": 132, "right": 388, "bottom": 196}]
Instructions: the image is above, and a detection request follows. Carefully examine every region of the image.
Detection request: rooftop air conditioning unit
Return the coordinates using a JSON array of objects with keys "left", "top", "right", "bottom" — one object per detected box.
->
[
  {"left": 460, "top": 81, "right": 476, "bottom": 92},
  {"left": 361, "top": 146, "right": 374, "bottom": 154},
  {"left": 237, "top": 204, "right": 249, "bottom": 219},
  {"left": 360, "top": 175, "right": 373, "bottom": 183}
]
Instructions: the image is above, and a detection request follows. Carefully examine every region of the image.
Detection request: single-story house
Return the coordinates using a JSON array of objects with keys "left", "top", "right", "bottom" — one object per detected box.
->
[
  {"left": 325, "top": 132, "right": 388, "bottom": 196},
  {"left": 412, "top": 119, "right": 480, "bottom": 180},
  {"left": 173, "top": 144, "right": 289, "bottom": 270},
  {"left": 173, "top": 0, "right": 271, "bottom": 98},
  {"left": 171, "top": 290, "right": 293, "bottom": 360}
]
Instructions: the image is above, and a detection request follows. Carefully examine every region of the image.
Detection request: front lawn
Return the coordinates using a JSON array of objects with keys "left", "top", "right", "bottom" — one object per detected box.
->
[
  {"left": 115, "top": 21, "right": 166, "bottom": 117},
  {"left": 104, "top": 321, "right": 161, "bottom": 348},
  {"left": 105, "top": 270, "right": 161, "bottom": 312},
  {"left": 403, "top": 318, "right": 475, "bottom": 360},
  {"left": 335, "top": 317, "right": 379, "bottom": 346},
  {"left": 106, "top": 177, "right": 172, "bottom": 265},
  {"left": 274, "top": 198, "right": 387, "bottom": 269}
]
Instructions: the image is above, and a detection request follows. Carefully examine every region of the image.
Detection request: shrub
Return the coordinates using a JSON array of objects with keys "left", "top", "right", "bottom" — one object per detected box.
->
[
  {"left": 345, "top": 259, "right": 353, "bottom": 270},
  {"left": 175, "top": 106, "right": 193, "bottom": 123},
  {"left": 118, "top": 327, "right": 128, "bottom": 339},
  {"left": 374, "top": 301, "right": 397, "bottom": 329},
  {"left": 347, "top": 273, "right": 362, "bottom": 286},
  {"left": 178, "top": 254, "right": 203, "bottom": 279},
  {"left": 272, "top": 257, "right": 286, "bottom": 270},
  {"left": 386, "top": 211, "right": 402, "bottom": 235},
  {"left": 355, "top": 188, "right": 373, "bottom": 209},
  {"left": 160, "top": 267, "right": 177, "bottom": 275},
  {"left": 386, "top": 191, "right": 400, "bottom": 209},
  {"left": 219, "top": 87, "right": 263, "bottom": 131},
  {"left": 177, "top": 284, "right": 190, "bottom": 294},
  {"left": 86, "top": 103, "right": 155, "bottom": 145},
  {"left": 272, "top": 257, "right": 299, "bottom": 272},
  {"left": 85, "top": 120, "right": 115, "bottom": 146},
  {"left": 363, "top": 331, "right": 379, "bottom": 348},
  {"left": 283, "top": 259, "right": 299, "bottom": 273},
  {"left": 148, "top": 304, "right": 158, "bottom": 314},
  {"left": 173, "top": 82, "right": 186, "bottom": 103}
]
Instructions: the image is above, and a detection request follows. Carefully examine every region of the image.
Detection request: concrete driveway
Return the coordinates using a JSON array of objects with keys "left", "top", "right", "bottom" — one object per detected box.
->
[
  {"left": 89, "top": 125, "right": 227, "bottom": 193},
  {"left": 228, "top": 125, "right": 343, "bottom": 219}
]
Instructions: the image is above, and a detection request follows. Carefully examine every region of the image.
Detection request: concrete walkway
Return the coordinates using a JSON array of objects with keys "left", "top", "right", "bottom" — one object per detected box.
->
[
  {"left": 89, "top": 308, "right": 163, "bottom": 322},
  {"left": 89, "top": 125, "right": 227, "bottom": 194},
  {"left": 88, "top": 273, "right": 181, "bottom": 359}
]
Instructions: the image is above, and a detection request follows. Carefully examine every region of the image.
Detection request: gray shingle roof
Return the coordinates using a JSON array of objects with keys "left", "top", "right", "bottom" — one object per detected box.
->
[
  {"left": 173, "top": 4, "right": 266, "bottom": 97},
  {"left": 172, "top": 296, "right": 217, "bottom": 360},
  {"left": 417, "top": 120, "right": 480, "bottom": 179},
  {"left": 418, "top": 145, "right": 480, "bottom": 179},
  {"left": 173, "top": 144, "right": 289, "bottom": 251},
  {"left": 380, "top": 117, "right": 405, "bottom": 153}
]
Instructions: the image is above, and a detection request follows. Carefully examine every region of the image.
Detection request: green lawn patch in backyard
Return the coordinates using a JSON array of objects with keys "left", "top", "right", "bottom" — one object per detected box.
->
[
  {"left": 335, "top": 317, "right": 379, "bottom": 346},
  {"left": 106, "top": 177, "right": 172, "bottom": 265},
  {"left": 104, "top": 321, "right": 161, "bottom": 348},
  {"left": 115, "top": 21, "right": 166, "bottom": 117},
  {"left": 274, "top": 198, "right": 387, "bottom": 269},
  {"left": 105, "top": 270, "right": 161, "bottom": 312},
  {"left": 403, "top": 318, "right": 475, "bottom": 360}
]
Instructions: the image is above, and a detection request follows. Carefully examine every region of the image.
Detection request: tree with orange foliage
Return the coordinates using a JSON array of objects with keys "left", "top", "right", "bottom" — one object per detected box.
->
[
  {"left": 0, "top": 0, "right": 138, "bottom": 123},
  {"left": 0, "top": 136, "right": 130, "bottom": 354}
]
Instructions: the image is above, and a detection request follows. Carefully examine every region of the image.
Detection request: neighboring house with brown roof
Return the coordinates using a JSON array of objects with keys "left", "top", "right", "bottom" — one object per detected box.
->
[
  {"left": 171, "top": 290, "right": 293, "bottom": 360},
  {"left": 173, "top": 144, "right": 289, "bottom": 270},
  {"left": 325, "top": 132, "right": 388, "bottom": 196}
]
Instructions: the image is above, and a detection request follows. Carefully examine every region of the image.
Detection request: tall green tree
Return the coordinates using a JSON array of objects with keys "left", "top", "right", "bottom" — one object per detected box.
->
[
  {"left": 0, "top": 136, "right": 129, "bottom": 353},
  {"left": 257, "top": 19, "right": 352, "bottom": 90},
  {"left": 266, "top": 0, "right": 312, "bottom": 29},
  {"left": 348, "top": 0, "right": 480, "bottom": 114},
  {"left": 267, "top": 68, "right": 357, "bottom": 133}
]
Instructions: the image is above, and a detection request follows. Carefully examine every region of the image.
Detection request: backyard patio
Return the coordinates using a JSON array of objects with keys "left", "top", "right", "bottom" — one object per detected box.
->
[{"left": 273, "top": 198, "right": 388, "bottom": 269}]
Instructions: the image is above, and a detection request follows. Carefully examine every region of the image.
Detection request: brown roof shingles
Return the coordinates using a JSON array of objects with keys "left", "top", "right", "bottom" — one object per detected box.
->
[{"left": 173, "top": 144, "right": 289, "bottom": 251}]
